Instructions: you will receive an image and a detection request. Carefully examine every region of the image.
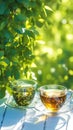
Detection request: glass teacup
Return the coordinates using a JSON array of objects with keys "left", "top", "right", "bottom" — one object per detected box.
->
[
  {"left": 9, "top": 79, "right": 37, "bottom": 107},
  {"left": 39, "top": 85, "right": 72, "bottom": 112}
]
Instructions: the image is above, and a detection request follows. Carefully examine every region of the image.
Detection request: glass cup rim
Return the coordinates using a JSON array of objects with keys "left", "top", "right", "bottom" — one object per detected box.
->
[
  {"left": 39, "top": 84, "right": 67, "bottom": 92},
  {"left": 9, "top": 79, "right": 37, "bottom": 92}
]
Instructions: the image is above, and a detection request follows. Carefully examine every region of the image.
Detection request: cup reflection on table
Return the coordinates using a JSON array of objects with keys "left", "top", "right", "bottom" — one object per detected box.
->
[{"left": 39, "top": 85, "right": 68, "bottom": 112}]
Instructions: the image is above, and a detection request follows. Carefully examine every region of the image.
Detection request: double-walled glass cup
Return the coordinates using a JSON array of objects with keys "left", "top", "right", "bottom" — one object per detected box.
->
[
  {"left": 9, "top": 79, "right": 37, "bottom": 107},
  {"left": 39, "top": 85, "right": 72, "bottom": 112}
]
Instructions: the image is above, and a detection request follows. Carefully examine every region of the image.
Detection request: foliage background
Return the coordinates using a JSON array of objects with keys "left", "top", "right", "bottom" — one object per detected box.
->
[
  {"left": 32, "top": 0, "right": 73, "bottom": 89},
  {"left": 0, "top": 0, "right": 73, "bottom": 98}
]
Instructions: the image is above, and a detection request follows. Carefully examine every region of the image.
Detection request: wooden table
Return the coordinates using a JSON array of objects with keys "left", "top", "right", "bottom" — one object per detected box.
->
[{"left": 0, "top": 95, "right": 73, "bottom": 130}]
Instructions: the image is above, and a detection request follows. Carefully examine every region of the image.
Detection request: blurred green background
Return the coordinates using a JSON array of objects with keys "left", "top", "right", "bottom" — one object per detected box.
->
[{"left": 32, "top": 0, "right": 73, "bottom": 88}]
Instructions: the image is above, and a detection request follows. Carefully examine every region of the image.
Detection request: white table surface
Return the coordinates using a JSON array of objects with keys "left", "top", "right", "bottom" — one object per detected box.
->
[{"left": 0, "top": 95, "right": 73, "bottom": 130}]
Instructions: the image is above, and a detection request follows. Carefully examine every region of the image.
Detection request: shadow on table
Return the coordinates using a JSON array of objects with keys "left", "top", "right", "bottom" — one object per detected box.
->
[
  {"left": 0, "top": 106, "right": 26, "bottom": 130},
  {"left": 45, "top": 114, "right": 70, "bottom": 130},
  {"left": 24, "top": 109, "right": 71, "bottom": 130},
  {"left": 0, "top": 106, "right": 71, "bottom": 130}
]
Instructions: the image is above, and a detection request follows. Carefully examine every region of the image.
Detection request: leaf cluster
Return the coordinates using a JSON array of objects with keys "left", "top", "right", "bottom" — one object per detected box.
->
[{"left": 0, "top": 0, "right": 53, "bottom": 98}]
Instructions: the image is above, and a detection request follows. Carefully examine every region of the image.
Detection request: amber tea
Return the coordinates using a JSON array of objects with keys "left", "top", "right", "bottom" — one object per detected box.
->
[{"left": 39, "top": 85, "right": 67, "bottom": 112}]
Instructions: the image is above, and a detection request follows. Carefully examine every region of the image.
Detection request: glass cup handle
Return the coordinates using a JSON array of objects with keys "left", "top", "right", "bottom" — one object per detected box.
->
[{"left": 64, "top": 89, "right": 73, "bottom": 105}]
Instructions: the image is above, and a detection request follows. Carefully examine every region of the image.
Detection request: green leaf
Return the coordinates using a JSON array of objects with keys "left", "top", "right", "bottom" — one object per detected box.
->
[
  {"left": 24, "top": 48, "right": 32, "bottom": 58},
  {"left": 17, "top": 0, "right": 25, "bottom": 3},
  {"left": 11, "top": 66, "right": 20, "bottom": 79},
  {"left": 31, "top": 28, "right": 39, "bottom": 36},
  {"left": 0, "top": 2, "right": 7, "bottom": 15},
  {"left": 0, "top": 51, "right": 4, "bottom": 57},
  {"left": 36, "top": 19, "right": 44, "bottom": 28},
  {"left": 13, "top": 42, "right": 19, "bottom": 47},
  {"left": 45, "top": 6, "right": 53, "bottom": 17},
  {"left": 14, "top": 14, "right": 27, "bottom": 22},
  {"left": 29, "top": 1, "right": 36, "bottom": 8},
  {"left": 9, "top": 49, "right": 17, "bottom": 56},
  {"left": 4, "top": 30, "right": 13, "bottom": 41},
  {"left": 4, "top": 8, "right": 10, "bottom": 15},
  {"left": 22, "top": 35, "right": 29, "bottom": 44},
  {"left": 6, "top": 0, "right": 15, "bottom": 3},
  {"left": 25, "top": 30, "right": 35, "bottom": 39},
  {"left": 17, "top": 0, "right": 30, "bottom": 7},
  {"left": 0, "top": 60, "right": 8, "bottom": 67},
  {"left": 4, "top": 58, "right": 10, "bottom": 65},
  {"left": 0, "top": 21, "right": 7, "bottom": 31},
  {"left": 14, "top": 28, "right": 23, "bottom": 34},
  {"left": 5, "top": 69, "right": 11, "bottom": 78},
  {"left": 0, "top": 87, "right": 6, "bottom": 99}
]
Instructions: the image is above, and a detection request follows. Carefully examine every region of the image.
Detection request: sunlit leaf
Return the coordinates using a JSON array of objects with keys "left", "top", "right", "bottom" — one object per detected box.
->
[
  {"left": 45, "top": 6, "right": 53, "bottom": 12},
  {"left": 0, "top": 61, "right": 8, "bottom": 67}
]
